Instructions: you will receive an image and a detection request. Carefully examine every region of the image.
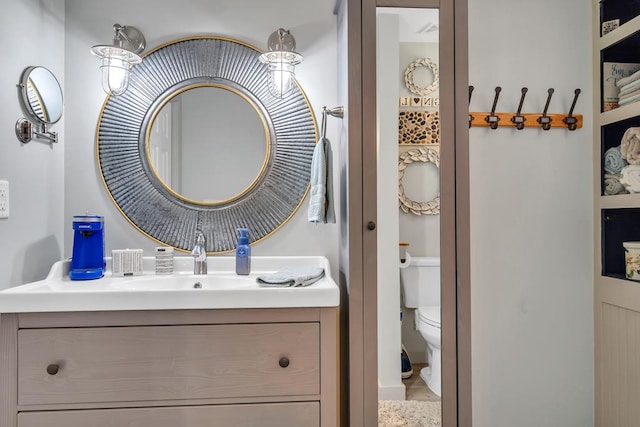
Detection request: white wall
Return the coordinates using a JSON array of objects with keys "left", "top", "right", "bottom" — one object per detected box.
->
[
  {"left": 398, "top": 42, "right": 441, "bottom": 259},
  {"left": 377, "top": 12, "right": 404, "bottom": 401},
  {"left": 398, "top": 41, "right": 441, "bottom": 365},
  {"left": 64, "top": 0, "right": 340, "bottom": 279},
  {"left": 469, "top": 0, "right": 593, "bottom": 426},
  {"left": 0, "top": 0, "right": 65, "bottom": 289},
  {"left": 176, "top": 88, "right": 265, "bottom": 201}
]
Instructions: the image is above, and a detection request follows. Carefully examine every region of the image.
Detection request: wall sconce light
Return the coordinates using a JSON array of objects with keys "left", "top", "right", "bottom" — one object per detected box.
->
[
  {"left": 259, "top": 28, "right": 303, "bottom": 99},
  {"left": 90, "top": 24, "right": 146, "bottom": 96}
]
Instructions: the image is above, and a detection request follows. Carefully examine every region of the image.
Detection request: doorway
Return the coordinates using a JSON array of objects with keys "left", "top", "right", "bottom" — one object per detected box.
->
[
  {"left": 336, "top": 0, "right": 468, "bottom": 424},
  {"left": 363, "top": 0, "right": 470, "bottom": 425},
  {"left": 376, "top": 5, "right": 443, "bottom": 423}
]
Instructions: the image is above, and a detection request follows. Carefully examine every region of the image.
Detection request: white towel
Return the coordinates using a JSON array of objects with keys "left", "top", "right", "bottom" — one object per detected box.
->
[
  {"left": 308, "top": 137, "right": 335, "bottom": 223},
  {"left": 617, "top": 68, "right": 640, "bottom": 88},
  {"left": 619, "top": 92, "right": 640, "bottom": 106},
  {"left": 620, "top": 78, "right": 640, "bottom": 96},
  {"left": 621, "top": 127, "right": 640, "bottom": 165},
  {"left": 620, "top": 86, "right": 640, "bottom": 101},
  {"left": 256, "top": 268, "right": 325, "bottom": 287}
]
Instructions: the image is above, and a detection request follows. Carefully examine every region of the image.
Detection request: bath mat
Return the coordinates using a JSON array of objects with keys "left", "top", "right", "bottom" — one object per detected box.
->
[{"left": 378, "top": 400, "right": 441, "bottom": 427}]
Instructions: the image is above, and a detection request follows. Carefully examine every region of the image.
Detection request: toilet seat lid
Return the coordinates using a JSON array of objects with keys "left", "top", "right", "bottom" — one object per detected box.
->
[{"left": 416, "top": 306, "right": 440, "bottom": 328}]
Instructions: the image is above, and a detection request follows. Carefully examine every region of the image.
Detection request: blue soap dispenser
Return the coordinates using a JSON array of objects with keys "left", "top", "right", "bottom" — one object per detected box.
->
[{"left": 236, "top": 228, "right": 251, "bottom": 275}]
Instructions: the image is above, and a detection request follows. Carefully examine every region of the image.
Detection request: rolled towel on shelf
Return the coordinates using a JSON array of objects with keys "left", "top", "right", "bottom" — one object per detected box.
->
[
  {"left": 620, "top": 165, "right": 640, "bottom": 193},
  {"left": 256, "top": 267, "right": 325, "bottom": 287},
  {"left": 621, "top": 127, "right": 640, "bottom": 165},
  {"left": 604, "top": 146, "right": 628, "bottom": 174},
  {"left": 604, "top": 173, "right": 626, "bottom": 195}
]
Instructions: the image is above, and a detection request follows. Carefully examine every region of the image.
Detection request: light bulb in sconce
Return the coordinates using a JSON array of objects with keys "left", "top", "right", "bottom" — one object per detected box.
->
[
  {"left": 90, "top": 24, "right": 146, "bottom": 96},
  {"left": 259, "top": 28, "right": 303, "bottom": 99}
]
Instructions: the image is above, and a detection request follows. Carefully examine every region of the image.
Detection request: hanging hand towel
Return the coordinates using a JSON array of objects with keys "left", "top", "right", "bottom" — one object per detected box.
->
[
  {"left": 256, "top": 268, "right": 325, "bottom": 287},
  {"left": 308, "top": 137, "right": 336, "bottom": 223}
]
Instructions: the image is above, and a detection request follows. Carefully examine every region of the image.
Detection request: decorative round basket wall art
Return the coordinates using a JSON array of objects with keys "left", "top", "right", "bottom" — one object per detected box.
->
[
  {"left": 398, "top": 147, "right": 440, "bottom": 216},
  {"left": 404, "top": 57, "right": 439, "bottom": 96}
]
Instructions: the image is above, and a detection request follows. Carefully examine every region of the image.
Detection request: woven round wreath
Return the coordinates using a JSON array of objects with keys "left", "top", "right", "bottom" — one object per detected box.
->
[
  {"left": 404, "top": 58, "right": 439, "bottom": 96},
  {"left": 398, "top": 148, "right": 440, "bottom": 216}
]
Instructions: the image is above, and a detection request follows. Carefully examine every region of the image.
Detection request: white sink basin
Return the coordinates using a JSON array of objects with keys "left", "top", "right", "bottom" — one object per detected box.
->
[{"left": 0, "top": 256, "right": 339, "bottom": 313}]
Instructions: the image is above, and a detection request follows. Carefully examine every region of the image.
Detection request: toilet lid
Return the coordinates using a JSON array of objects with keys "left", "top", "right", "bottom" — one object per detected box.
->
[{"left": 416, "top": 306, "right": 440, "bottom": 328}]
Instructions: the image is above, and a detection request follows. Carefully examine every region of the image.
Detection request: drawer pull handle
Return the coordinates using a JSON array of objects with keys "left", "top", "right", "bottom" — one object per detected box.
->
[
  {"left": 46, "top": 364, "right": 60, "bottom": 375},
  {"left": 279, "top": 357, "right": 290, "bottom": 368}
]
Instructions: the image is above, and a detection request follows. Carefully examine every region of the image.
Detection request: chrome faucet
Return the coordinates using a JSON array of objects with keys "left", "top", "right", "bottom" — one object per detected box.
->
[{"left": 191, "top": 231, "right": 207, "bottom": 275}]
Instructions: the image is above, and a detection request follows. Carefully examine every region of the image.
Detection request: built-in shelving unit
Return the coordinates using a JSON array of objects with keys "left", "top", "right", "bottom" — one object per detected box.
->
[
  {"left": 596, "top": 0, "right": 640, "bottom": 280},
  {"left": 594, "top": 1, "right": 640, "bottom": 424}
]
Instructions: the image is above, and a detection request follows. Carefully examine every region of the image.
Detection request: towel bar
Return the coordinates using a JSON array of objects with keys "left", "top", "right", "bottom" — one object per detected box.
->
[{"left": 321, "top": 106, "right": 344, "bottom": 138}]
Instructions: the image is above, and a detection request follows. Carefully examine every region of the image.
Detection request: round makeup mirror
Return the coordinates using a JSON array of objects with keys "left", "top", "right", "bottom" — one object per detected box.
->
[
  {"left": 147, "top": 84, "right": 269, "bottom": 204},
  {"left": 18, "top": 66, "right": 63, "bottom": 124},
  {"left": 97, "top": 36, "right": 317, "bottom": 253}
]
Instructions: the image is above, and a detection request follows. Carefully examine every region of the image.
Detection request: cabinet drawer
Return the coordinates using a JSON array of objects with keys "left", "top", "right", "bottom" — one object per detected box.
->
[
  {"left": 18, "top": 323, "right": 319, "bottom": 406},
  {"left": 17, "top": 402, "right": 320, "bottom": 427}
]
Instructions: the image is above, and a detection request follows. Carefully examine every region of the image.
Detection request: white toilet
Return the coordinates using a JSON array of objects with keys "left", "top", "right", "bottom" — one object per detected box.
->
[{"left": 399, "top": 254, "right": 441, "bottom": 397}]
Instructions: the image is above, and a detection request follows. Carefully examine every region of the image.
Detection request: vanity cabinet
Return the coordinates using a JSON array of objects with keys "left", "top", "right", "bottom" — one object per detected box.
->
[
  {"left": 594, "top": 1, "right": 640, "bottom": 424},
  {"left": 0, "top": 307, "right": 339, "bottom": 427}
]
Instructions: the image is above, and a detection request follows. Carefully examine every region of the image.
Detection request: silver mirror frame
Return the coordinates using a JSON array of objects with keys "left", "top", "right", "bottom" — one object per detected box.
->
[
  {"left": 96, "top": 36, "right": 317, "bottom": 253},
  {"left": 15, "top": 66, "right": 63, "bottom": 144}
]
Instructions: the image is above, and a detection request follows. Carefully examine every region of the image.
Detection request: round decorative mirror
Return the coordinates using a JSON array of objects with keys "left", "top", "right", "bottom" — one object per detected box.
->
[
  {"left": 97, "top": 36, "right": 317, "bottom": 253},
  {"left": 18, "top": 66, "right": 63, "bottom": 124}
]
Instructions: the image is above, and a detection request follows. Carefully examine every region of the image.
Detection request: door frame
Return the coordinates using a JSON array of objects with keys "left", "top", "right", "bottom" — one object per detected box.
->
[{"left": 345, "top": 0, "right": 471, "bottom": 425}]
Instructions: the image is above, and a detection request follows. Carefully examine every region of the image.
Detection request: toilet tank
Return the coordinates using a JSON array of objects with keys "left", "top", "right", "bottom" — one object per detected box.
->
[{"left": 399, "top": 256, "right": 440, "bottom": 308}]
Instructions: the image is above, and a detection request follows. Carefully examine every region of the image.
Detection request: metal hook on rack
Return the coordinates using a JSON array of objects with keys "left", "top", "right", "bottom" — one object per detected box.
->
[
  {"left": 485, "top": 86, "right": 501, "bottom": 129},
  {"left": 563, "top": 89, "right": 581, "bottom": 131},
  {"left": 321, "top": 106, "right": 344, "bottom": 139},
  {"left": 468, "top": 85, "right": 475, "bottom": 128},
  {"left": 537, "top": 88, "right": 555, "bottom": 131},
  {"left": 511, "top": 87, "right": 528, "bottom": 130}
]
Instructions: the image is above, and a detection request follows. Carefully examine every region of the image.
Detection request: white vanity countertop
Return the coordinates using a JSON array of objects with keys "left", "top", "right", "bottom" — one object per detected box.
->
[{"left": 0, "top": 256, "right": 339, "bottom": 313}]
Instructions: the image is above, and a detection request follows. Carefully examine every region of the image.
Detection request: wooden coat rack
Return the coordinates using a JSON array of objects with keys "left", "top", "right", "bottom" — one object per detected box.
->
[{"left": 468, "top": 86, "right": 583, "bottom": 131}]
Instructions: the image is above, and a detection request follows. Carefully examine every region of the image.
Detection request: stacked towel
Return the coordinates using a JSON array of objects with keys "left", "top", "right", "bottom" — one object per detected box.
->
[
  {"left": 621, "top": 127, "right": 640, "bottom": 165},
  {"left": 308, "top": 137, "right": 335, "bottom": 224},
  {"left": 620, "top": 85, "right": 640, "bottom": 99},
  {"left": 604, "top": 146, "right": 628, "bottom": 174},
  {"left": 616, "top": 68, "right": 640, "bottom": 89},
  {"left": 619, "top": 93, "right": 640, "bottom": 106},
  {"left": 616, "top": 70, "right": 640, "bottom": 107},
  {"left": 256, "top": 268, "right": 325, "bottom": 287}
]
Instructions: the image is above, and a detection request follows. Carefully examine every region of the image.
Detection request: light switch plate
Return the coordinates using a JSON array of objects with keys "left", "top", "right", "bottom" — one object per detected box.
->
[{"left": 0, "top": 180, "right": 9, "bottom": 219}]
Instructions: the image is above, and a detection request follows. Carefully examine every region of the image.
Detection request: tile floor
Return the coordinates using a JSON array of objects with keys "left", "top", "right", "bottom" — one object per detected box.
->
[{"left": 403, "top": 363, "right": 441, "bottom": 402}]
